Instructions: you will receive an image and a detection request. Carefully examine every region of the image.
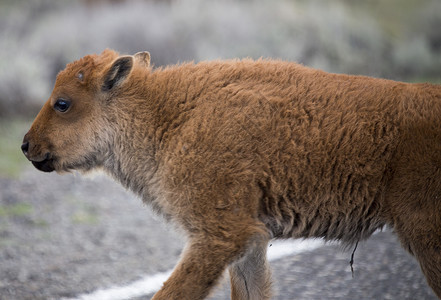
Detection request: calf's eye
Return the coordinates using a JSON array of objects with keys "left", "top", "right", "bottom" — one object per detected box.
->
[{"left": 54, "top": 98, "right": 71, "bottom": 112}]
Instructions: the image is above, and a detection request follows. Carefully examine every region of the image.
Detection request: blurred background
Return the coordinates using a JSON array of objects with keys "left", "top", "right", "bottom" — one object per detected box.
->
[{"left": 0, "top": 0, "right": 441, "bottom": 299}]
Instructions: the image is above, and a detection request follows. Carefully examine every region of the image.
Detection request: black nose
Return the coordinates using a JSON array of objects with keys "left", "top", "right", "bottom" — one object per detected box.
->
[{"left": 21, "top": 141, "right": 29, "bottom": 155}]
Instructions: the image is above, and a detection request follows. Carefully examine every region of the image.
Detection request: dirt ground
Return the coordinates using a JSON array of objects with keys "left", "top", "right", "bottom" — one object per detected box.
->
[{"left": 0, "top": 169, "right": 184, "bottom": 300}]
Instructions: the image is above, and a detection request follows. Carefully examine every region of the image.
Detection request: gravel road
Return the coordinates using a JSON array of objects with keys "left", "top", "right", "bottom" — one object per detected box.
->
[{"left": 0, "top": 169, "right": 437, "bottom": 299}]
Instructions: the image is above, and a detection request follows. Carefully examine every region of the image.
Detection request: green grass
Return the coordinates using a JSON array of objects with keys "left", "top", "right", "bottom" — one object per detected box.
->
[
  {"left": 71, "top": 211, "right": 99, "bottom": 225},
  {"left": 0, "top": 203, "right": 33, "bottom": 217},
  {"left": 0, "top": 119, "right": 31, "bottom": 178},
  {"left": 67, "top": 196, "right": 100, "bottom": 225}
]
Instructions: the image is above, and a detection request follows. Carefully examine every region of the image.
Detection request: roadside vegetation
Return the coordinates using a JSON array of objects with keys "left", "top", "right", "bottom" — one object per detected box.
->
[{"left": 0, "top": 119, "right": 30, "bottom": 178}]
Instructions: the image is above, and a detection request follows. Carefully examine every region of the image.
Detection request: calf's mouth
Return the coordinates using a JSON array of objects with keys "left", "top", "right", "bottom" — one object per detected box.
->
[
  {"left": 21, "top": 141, "right": 56, "bottom": 173},
  {"left": 31, "top": 153, "right": 55, "bottom": 173}
]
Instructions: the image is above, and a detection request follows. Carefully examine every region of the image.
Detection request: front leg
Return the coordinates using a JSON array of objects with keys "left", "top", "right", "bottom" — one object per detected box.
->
[
  {"left": 229, "top": 238, "right": 272, "bottom": 300},
  {"left": 151, "top": 237, "right": 231, "bottom": 300},
  {"left": 152, "top": 224, "right": 267, "bottom": 300}
]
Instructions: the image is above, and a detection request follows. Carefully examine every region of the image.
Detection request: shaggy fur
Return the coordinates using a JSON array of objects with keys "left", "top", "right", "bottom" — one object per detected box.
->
[{"left": 22, "top": 49, "right": 441, "bottom": 300}]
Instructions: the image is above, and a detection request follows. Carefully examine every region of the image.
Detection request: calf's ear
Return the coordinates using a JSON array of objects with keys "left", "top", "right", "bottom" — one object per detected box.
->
[
  {"left": 134, "top": 51, "right": 151, "bottom": 67},
  {"left": 102, "top": 56, "right": 133, "bottom": 92}
]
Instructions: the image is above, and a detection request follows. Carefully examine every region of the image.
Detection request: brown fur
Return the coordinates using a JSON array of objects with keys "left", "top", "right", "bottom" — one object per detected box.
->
[{"left": 22, "top": 49, "right": 441, "bottom": 299}]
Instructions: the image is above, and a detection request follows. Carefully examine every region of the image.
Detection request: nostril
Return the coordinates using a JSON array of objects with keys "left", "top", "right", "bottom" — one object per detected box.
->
[{"left": 21, "top": 141, "right": 29, "bottom": 155}]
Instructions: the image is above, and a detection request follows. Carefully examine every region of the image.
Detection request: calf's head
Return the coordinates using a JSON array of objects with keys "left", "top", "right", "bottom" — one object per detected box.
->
[{"left": 21, "top": 49, "right": 150, "bottom": 173}]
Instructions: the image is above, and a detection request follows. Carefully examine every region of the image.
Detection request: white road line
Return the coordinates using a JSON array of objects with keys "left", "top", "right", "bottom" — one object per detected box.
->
[
  {"left": 267, "top": 239, "right": 326, "bottom": 261},
  {"left": 70, "top": 271, "right": 172, "bottom": 300},
  {"left": 65, "top": 239, "right": 327, "bottom": 300}
]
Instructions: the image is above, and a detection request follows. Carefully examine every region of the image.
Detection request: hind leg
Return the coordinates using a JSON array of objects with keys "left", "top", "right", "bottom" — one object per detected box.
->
[
  {"left": 394, "top": 213, "right": 441, "bottom": 298},
  {"left": 386, "top": 142, "right": 441, "bottom": 298},
  {"left": 229, "top": 238, "right": 272, "bottom": 300},
  {"left": 389, "top": 183, "right": 441, "bottom": 297},
  {"left": 413, "top": 234, "right": 441, "bottom": 298}
]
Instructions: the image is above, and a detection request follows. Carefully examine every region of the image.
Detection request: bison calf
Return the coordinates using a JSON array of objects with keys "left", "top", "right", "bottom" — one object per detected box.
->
[{"left": 22, "top": 49, "right": 441, "bottom": 299}]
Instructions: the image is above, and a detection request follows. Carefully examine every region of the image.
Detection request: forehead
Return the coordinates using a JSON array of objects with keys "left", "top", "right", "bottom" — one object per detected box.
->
[
  {"left": 52, "top": 50, "right": 120, "bottom": 98},
  {"left": 55, "top": 50, "right": 118, "bottom": 84},
  {"left": 55, "top": 55, "right": 96, "bottom": 84}
]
